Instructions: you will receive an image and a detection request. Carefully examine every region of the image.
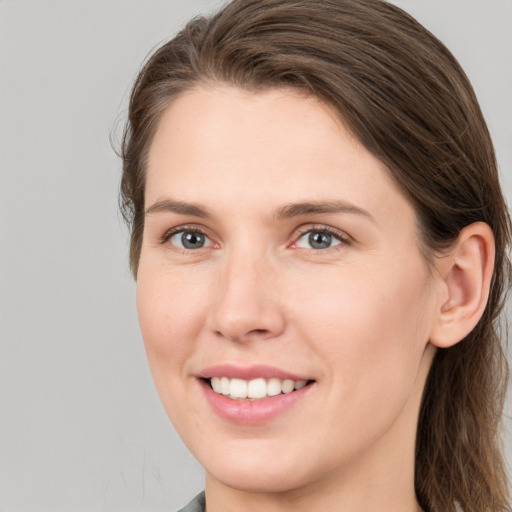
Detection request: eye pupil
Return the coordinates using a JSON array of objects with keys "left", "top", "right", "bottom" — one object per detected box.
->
[
  {"left": 182, "top": 232, "right": 205, "bottom": 249},
  {"left": 309, "top": 232, "right": 331, "bottom": 249}
]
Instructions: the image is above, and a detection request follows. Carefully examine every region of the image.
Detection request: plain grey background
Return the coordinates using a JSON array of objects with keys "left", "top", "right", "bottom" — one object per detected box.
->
[{"left": 1, "top": 1, "right": 511, "bottom": 511}]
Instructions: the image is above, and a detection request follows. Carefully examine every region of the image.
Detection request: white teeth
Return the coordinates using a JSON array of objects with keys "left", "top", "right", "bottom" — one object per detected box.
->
[
  {"left": 208, "top": 376, "right": 310, "bottom": 400},
  {"left": 267, "top": 378, "right": 282, "bottom": 396},
  {"left": 230, "top": 378, "right": 248, "bottom": 398},
  {"left": 211, "top": 377, "right": 221, "bottom": 393},
  {"left": 220, "top": 377, "right": 230, "bottom": 395},
  {"left": 281, "top": 379, "right": 295, "bottom": 394},
  {"left": 247, "top": 378, "right": 267, "bottom": 399}
]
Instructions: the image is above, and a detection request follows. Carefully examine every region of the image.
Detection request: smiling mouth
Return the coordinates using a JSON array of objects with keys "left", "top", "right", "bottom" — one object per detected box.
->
[{"left": 204, "top": 377, "right": 314, "bottom": 400}]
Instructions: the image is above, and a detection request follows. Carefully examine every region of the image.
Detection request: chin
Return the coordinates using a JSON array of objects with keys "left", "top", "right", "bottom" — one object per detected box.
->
[
  {"left": 199, "top": 440, "right": 323, "bottom": 494},
  {"left": 208, "top": 463, "right": 310, "bottom": 494}
]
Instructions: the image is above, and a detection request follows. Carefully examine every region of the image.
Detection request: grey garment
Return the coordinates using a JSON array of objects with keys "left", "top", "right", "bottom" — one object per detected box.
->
[{"left": 178, "top": 491, "right": 206, "bottom": 512}]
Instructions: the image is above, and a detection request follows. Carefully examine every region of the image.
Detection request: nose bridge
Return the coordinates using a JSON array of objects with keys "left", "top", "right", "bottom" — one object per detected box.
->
[{"left": 208, "top": 244, "right": 284, "bottom": 341}]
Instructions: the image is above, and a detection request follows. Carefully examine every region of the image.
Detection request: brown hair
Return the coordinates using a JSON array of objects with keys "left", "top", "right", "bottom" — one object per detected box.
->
[{"left": 120, "top": 0, "right": 511, "bottom": 510}]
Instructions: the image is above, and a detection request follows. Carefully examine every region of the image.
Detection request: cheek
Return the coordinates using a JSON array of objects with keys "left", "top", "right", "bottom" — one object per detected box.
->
[
  {"left": 292, "top": 256, "right": 434, "bottom": 394},
  {"left": 136, "top": 267, "right": 211, "bottom": 437},
  {"left": 292, "top": 260, "right": 435, "bottom": 460},
  {"left": 136, "top": 266, "right": 206, "bottom": 376}
]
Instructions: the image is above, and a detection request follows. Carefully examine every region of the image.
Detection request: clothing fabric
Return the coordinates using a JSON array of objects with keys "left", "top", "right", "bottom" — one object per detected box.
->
[{"left": 178, "top": 491, "right": 206, "bottom": 512}]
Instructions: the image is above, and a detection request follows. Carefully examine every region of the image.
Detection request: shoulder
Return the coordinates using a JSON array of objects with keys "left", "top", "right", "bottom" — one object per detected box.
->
[{"left": 177, "top": 491, "right": 206, "bottom": 512}]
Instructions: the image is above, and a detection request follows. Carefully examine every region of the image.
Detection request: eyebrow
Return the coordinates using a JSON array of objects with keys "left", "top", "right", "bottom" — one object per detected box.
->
[
  {"left": 276, "top": 201, "right": 375, "bottom": 222},
  {"left": 145, "top": 198, "right": 374, "bottom": 222},
  {"left": 145, "top": 199, "right": 209, "bottom": 218}
]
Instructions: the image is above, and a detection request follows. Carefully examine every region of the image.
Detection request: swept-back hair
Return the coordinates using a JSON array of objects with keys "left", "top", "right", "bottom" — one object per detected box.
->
[{"left": 120, "top": 1, "right": 511, "bottom": 509}]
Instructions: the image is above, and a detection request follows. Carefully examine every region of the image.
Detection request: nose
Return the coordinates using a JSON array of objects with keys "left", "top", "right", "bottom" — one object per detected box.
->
[{"left": 206, "top": 249, "right": 286, "bottom": 343}]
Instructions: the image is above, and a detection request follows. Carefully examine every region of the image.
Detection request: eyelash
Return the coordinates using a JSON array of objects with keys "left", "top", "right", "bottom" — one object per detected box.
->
[
  {"left": 292, "top": 225, "right": 352, "bottom": 251},
  {"left": 160, "top": 224, "right": 352, "bottom": 252},
  {"left": 160, "top": 225, "right": 213, "bottom": 251}
]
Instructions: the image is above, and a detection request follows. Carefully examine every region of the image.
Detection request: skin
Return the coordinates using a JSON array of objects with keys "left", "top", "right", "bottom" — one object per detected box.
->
[{"left": 137, "top": 85, "right": 462, "bottom": 512}]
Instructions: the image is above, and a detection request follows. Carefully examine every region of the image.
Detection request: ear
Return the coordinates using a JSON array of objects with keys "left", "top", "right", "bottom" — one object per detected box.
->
[{"left": 429, "top": 222, "right": 495, "bottom": 348}]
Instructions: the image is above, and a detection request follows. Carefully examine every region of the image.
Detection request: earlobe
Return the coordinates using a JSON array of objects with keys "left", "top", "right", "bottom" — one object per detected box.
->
[{"left": 429, "top": 222, "right": 495, "bottom": 349}]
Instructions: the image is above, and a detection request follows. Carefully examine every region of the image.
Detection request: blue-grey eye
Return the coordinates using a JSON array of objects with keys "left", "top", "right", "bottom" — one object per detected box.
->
[
  {"left": 170, "top": 230, "right": 210, "bottom": 249},
  {"left": 296, "top": 230, "right": 343, "bottom": 250}
]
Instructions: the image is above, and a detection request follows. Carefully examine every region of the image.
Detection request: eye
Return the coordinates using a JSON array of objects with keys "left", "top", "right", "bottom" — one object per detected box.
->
[
  {"left": 294, "top": 229, "right": 346, "bottom": 250},
  {"left": 168, "top": 229, "right": 212, "bottom": 250}
]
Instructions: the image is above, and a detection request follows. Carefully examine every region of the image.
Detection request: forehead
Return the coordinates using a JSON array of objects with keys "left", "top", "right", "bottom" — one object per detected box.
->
[{"left": 145, "top": 85, "right": 416, "bottom": 230}]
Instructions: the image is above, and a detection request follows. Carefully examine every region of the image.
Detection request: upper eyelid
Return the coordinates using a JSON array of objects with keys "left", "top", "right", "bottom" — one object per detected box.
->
[
  {"left": 160, "top": 224, "right": 211, "bottom": 244},
  {"left": 292, "top": 224, "right": 352, "bottom": 242},
  {"left": 158, "top": 223, "right": 352, "bottom": 247}
]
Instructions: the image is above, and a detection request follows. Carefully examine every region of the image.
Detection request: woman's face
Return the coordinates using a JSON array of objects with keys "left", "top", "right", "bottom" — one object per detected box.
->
[{"left": 137, "top": 86, "right": 442, "bottom": 495}]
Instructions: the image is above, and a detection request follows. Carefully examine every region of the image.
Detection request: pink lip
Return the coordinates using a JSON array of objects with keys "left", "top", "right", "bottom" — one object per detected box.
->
[
  {"left": 198, "top": 364, "right": 310, "bottom": 381},
  {"left": 197, "top": 365, "right": 315, "bottom": 425}
]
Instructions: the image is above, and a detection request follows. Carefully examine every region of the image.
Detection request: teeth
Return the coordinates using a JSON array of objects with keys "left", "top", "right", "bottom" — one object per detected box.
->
[
  {"left": 267, "top": 378, "right": 282, "bottom": 396},
  {"left": 220, "top": 377, "right": 230, "bottom": 395},
  {"left": 208, "top": 377, "right": 309, "bottom": 400},
  {"left": 247, "top": 378, "right": 267, "bottom": 399},
  {"left": 211, "top": 377, "right": 221, "bottom": 393},
  {"left": 294, "top": 380, "right": 307, "bottom": 390},
  {"left": 281, "top": 379, "right": 295, "bottom": 394},
  {"left": 230, "top": 378, "right": 247, "bottom": 398}
]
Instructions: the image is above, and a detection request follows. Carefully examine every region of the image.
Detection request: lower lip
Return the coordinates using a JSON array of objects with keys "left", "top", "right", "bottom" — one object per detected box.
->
[{"left": 199, "top": 379, "right": 314, "bottom": 425}]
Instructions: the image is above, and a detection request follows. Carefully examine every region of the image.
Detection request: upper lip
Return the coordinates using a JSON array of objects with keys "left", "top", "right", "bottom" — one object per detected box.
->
[{"left": 198, "top": 364, "right": 312, "bottom": 381}]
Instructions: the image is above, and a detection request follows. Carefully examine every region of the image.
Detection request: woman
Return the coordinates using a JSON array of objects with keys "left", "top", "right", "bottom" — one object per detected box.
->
[{"left": 120, "top": 0, "right": 511, "bottom": 510}]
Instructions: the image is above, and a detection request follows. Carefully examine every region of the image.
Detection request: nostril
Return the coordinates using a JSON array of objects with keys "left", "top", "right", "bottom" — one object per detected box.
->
[{"left": 214, "top": 328, "right": 270, "bottom": 341}]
